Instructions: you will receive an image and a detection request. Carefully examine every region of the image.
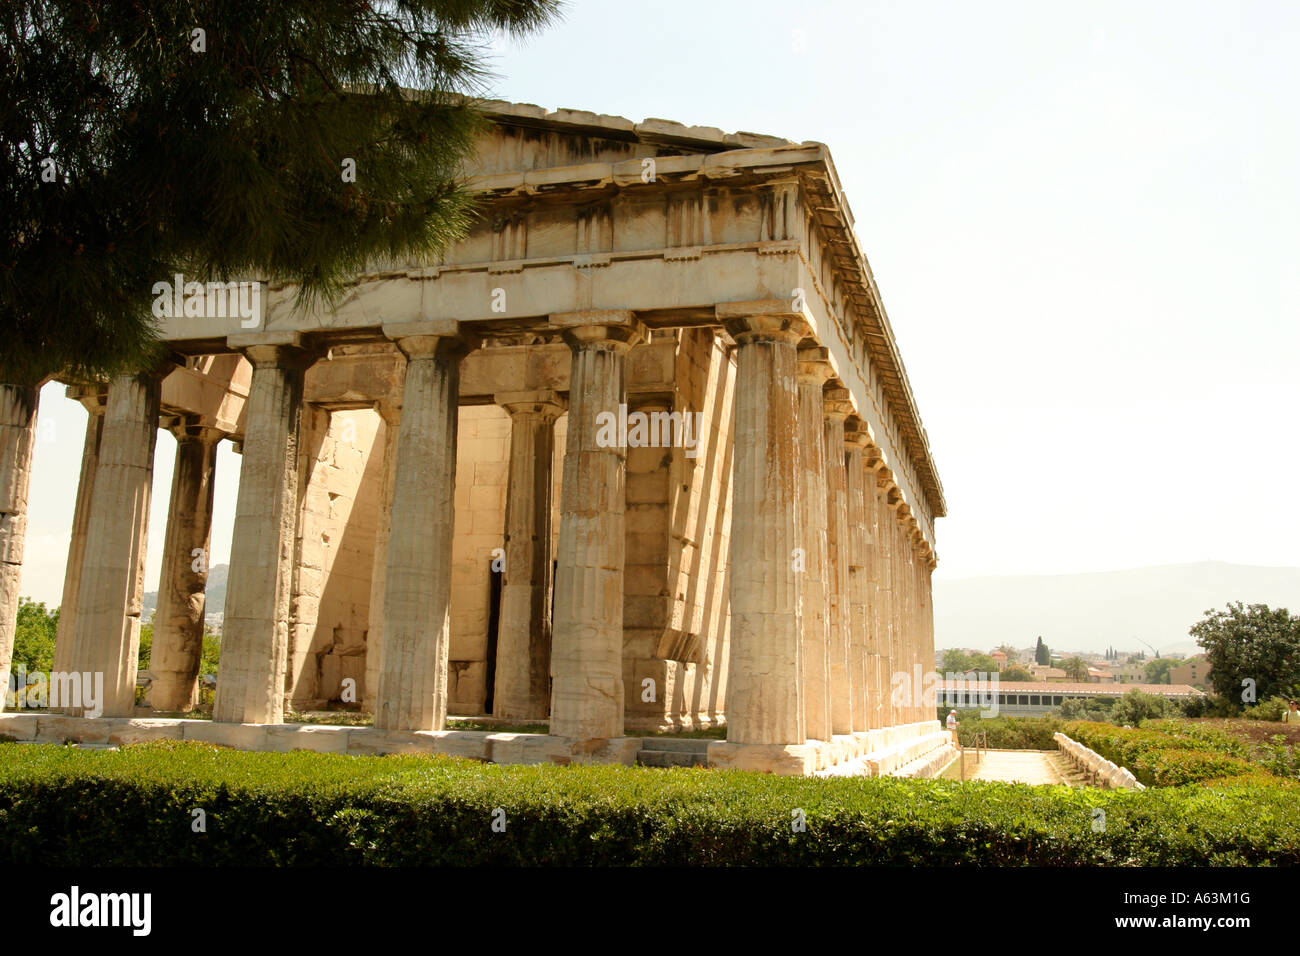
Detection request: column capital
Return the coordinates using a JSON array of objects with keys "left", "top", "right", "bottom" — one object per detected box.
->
[
  {"left": 66, "top": 382, "right": 110, "bottom": 417},
  {"left": 796, "top": 345, "right": 834, "bottom": 385},
  {"left": 228, "top": 331, "right": 318, "bottom": 369},
  {"left": 718, "top": 300, "right": 810, "bottom": 346},
  {"left": 550, "top": 310, "right": 644, "bottom": 350},
  {"left": 164, "top": 415, "right": 225, "bottom": 445},
  {"left": 495, "top": 390, "right": 567, "bottom": 420},
  {"left": 372, "top": 399, "right": 401, "bottom": 426},
  {"left": 823, "top": 385, "right": 854, "bottom": 421},
  {"left": 382, "top": 320, "right": 477, "bottom": 360},
  {"left": 844, "top": 418, "right": 871, "bottom": 449}
]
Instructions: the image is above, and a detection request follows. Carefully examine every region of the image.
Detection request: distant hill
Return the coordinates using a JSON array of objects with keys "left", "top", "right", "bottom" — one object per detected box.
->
[
  {"left": 933, "top": 562, "right": 1300, "bottom": 656},
  {"left": 143, "top": 563, "right": 227, "bottom": 625}
]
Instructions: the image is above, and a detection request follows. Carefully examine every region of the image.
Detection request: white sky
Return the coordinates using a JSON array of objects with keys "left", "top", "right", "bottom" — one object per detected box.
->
[{"left": 17, "top": 0, "right": 1300, "bottom": 606}]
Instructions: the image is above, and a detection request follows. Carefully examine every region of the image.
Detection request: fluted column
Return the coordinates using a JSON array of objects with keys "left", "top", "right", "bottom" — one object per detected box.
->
[
  {"left": 873, "top": 476, "right": 896, "bottom": 726},
  {"left": 0, "top": 381, "right": 40, "bottom": 713},
  {"left": 823, "top": 387, "right": 854, "bottom": 736},
  {"left": 844, "top": 421, "right": 872, "bottom": 733},
  {"left": 149, "top": 421, "right": 221, "bottom": 711},
  {"left": 213, "top": 335, "right": 312, "bottom": 724},
  {"left": 363, "top": 403, "right": 400, "bottom": 712},
  {"left": 67, "top": 369, "right": 164, "bottom": 717},
  {"left": 494, "top": 390, "right": 565, "bottom": 720},
  {"left": 888, "top": 498, "right": 906, "bottom": 723},
  {"left": 796, "top": 347, "right": 832, "bottom": 742},
  {"left": 719, "top": 310, "right": 806, "bottom": 747},
  {"left": 549, "top": 311, "right": 642, "bottom": 739},
  {"left": 52, "top": 386, "right": 107, "bottom": 679},
  {"left": 374, "top": 323, "right": 466, "bottom": 732}
]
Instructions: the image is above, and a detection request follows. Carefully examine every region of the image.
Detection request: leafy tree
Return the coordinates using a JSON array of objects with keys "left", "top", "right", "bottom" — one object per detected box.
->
[
  {"left": 1111, "top": 688, "right": 1176, "bottom": 725},
  {"left": 2, "top": 0, "right": 563, "bottom": 386},
  {"left": 1143, "top": 658, "right": 1174, "bottom": 685},
  {"left": 1035, "top": 636, "right": 1050, "bottom": 666},
  {"left": 941, "top": 649, "right": 998, "bottom": 675},
  {"left": 0, "top": 0, "right": 562, "bottom": 701},
  {"left": 10, "top": 597, "right": 57, "bottom": 674},
  {"left": 1190, "top": 602, "right": 1300, "bottom": 712},
  {"left": 1001, "top": 665, "right": 1033, "bottom": 682},
  {"left": 1061, "top": 656, "right": 1088, "bottom": 682},
  {"left": 1058, "top": 697, "right": 1111, "bottom": 722}
]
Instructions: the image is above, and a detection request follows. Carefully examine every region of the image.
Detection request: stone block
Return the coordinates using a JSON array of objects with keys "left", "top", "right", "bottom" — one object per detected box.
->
[
  {"left": 183, "top": 721, "right": 269, "bottom": 750},
  {"left": 423, "top": 733, "right": 488, "bottom": 764},
  {"left": 109, "top": 719, "right": 186, "bottom": 746},
  {"left": 0, "top": 713, "right": 39, "bottom": 740},
  {"left": 265, "top": 724, "right": 353, "bottom": 753},
  {"left": 347, "top": 728, "right": 437, "bottom": 755},
  {"left": 35, "top": 715, "right": 114, "bottom": 744},
  {"left": 707, "top": 741, "right": 817, "bottom": 775}
]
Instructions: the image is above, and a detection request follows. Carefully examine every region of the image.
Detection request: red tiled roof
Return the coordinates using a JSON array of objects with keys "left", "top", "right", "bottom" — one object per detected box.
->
[{"left": 938, "top": 680, "right": 1203, "bottom": 697}]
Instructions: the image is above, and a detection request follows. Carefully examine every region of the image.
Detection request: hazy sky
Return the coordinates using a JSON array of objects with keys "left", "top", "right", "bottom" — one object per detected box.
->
[{"left": 18, "top": 0, "right": 1300, "bottom": 606}]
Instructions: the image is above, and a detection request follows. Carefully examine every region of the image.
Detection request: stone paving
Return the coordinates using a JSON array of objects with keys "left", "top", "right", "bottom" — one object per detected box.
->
[{"left": 954, "top": 749, "right": 1070, "bottom": 785}]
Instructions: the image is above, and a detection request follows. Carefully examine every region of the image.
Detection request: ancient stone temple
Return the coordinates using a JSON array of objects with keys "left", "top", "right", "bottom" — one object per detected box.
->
[{"left": 0, "top": 103, "right": 949, "bottom": 776}]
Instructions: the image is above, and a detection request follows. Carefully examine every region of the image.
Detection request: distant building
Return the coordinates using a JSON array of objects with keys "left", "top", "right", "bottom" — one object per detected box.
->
[
  {"left": 990, "top": 650, "right": 1008, "bottom": 671},
  {"left": 1168, "top": 656, "right": 1213, "bottom": 692},
  {"left": 938, "top": 681, "right": 1205, "bottom": 716},
  {"left": 1114, "top": 663, "right": 1148, "bottom": 684},
  {"left": 1029, "top": 664, "right": 1069, "bottom": 682},
  {"left": 1087, "top": 667, "right": 1115, "bottom": 684}
]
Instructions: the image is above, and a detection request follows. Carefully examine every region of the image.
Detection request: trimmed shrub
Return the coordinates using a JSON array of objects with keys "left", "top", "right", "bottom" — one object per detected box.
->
[
  {"left": 1063, "top": 719, "right": 1283, "bottom": 787},
  {"left": 942, "top": 713, "right": 1063, "bottom": 750},
  {"left": 0, "top": 741, "right": 1297, "bottom": 866}
]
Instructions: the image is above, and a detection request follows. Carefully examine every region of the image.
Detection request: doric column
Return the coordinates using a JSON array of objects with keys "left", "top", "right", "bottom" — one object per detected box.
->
[
  {"left": 149, "top": 421, "right": 221, "bottom": 712},
  {"left": 795, "top": 346, "right": 832, "bottom": 742},
  {"left": 0, "top": 381, "right": 40, "bottom": 713},
  {"left": 213, "top": 334, "right": 313, "bottom": 724},
  {"left": 548, "top": 311, "right": 642, "bottom": 739},
  {"left": 823, "top": 386, "right": 854, "bottom": 736},
  {"left": 374, "top": 322, "right": 467, "bottom": 732},
  {"left": 719, "top": 308, "right": 806, "bottom": 747},
  {"left": 888, "top": 499, "right": 904, "bottom": 724},
  {"left": 493, "top": 390, "right": 565, "bottom": 720},
  {"left": 363, "top": 402, "right": 400, "bottom": 712},
  {"left": 67, "top": 369, "right": 165, "bottom": 717},
  {"left": 873, "top": 475, "right": 896, "bottom": 726},
  {"left": 844, "top": 420, "right": 872, "bottom": 733},
  {"left": 52, "top": 386, "right": 107, "bottom": 679}
]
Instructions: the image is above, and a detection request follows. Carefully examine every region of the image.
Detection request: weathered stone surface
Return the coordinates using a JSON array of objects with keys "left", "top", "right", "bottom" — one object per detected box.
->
[
  {"left": 549, "top": 314, "right": 642, "bottom": 739},
  {"left": 214, "top": 341, "right": 311, "bottom": 724},
  {"left": 265, "top": 724, "right": 353, "bottom": 754},
  {"left": 722, "top": 314, "right": 806, "bottom": 747},
  {"left": 0, "top": 713, "right": 38, "bottom": 740},
  {"left": 109, "top": 718, "right": 186, "bottom": 746},
  {"left": 707, "top": 740, "right": 817, "bottom": 775},
  {"left": 494, "top": 391, "right": 564, "bottom": 720},
  {"left": 67, "top": 372, "right": 162, "bottom": 717},
  {"left": 52, "top": 388, "right": 105, "bottom": 680},
  {"left": 375, "top": 331, "right": 464, "bottom": 732},
  {"left": 150, "top": 426, "right": 220, "bottom": 712}
]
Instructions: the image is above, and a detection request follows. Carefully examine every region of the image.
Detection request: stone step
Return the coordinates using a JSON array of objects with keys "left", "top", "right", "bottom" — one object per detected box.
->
[
  {"left": 635, "top": 737, "right": 713, "bottom": 754},
  {"left": 637, "top": 748, "right": 708, "bottom": 768}
]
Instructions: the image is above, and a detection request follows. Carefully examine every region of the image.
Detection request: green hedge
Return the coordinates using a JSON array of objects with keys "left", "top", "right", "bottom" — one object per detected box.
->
[
  {"left": 1063, "top": 720, "right": 1264, "bottom": 787},
  {"left": 1, "top": 741, "right": 1297, "bottom": 865},
  {"left": 945, "top": 713, "right": 1063, "bottom": 750}
]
